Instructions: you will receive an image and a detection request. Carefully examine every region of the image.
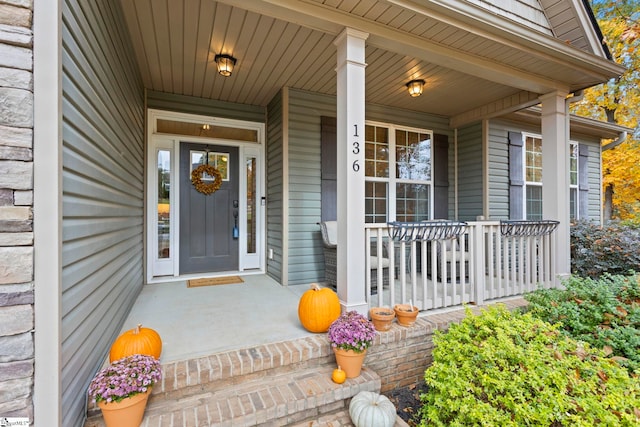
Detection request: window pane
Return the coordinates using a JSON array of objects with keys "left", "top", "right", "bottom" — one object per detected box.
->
[
  {"left": 365, "top": 181, "right": 387, "bottom": 223},
  {"left": 364, "top": 125, "right": 389, "bottom": 178},
  {"left": 526, "top": 186, "right": 543, "bottom": 220},
  {"left": 246, "top": 157, "right": 257, "bottom": 254},
  {"left": 396, "top": 130, "right": 431, "bottom": 180},
  {"left": 570, "top": 188, "right": 578, "bottom": 220},
  {"left": 396, "top": 183, "right": 430, "bottom": 222},
  {"left": 525, "top": 136, "right": 542, "bottom": 183},
  {"left": 157, "top": 119, "right": 258, "bottom": 142},
  {"left": 570, "top": 144, "right": 578, "bottom": 186},
  {"left": 207, "top": 152, "right": 229, "bottom": 180},
  {"left": 157, "top": 150, "right": 171, "bottom": 259}
]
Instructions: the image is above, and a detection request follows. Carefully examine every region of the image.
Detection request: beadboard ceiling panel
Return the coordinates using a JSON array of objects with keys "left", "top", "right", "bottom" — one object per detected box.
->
[{"left": 119, "top": 0, "right": 621, "bottom": 120}]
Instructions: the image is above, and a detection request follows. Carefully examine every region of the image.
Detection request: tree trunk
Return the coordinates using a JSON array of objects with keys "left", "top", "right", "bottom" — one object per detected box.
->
[{"left": 604, "top": 184, "right": 614, "bottom": 223}]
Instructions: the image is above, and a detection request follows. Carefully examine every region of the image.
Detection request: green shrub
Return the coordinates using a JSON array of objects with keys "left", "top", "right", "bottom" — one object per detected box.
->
[
  {"left": 525, "top": 274, "right": 640, "bottom": 373},
  {"left": 419, "top": 305, "right": 640, "bottom": 426},
  {"left": 571, "top": 220, "right": 640, "bottom": 278}
]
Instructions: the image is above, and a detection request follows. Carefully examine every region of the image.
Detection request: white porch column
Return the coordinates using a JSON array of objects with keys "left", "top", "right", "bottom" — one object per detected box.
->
[
  {"left": 334, "top": 28, "right": 369, "bottom": 314},
  {"left": 540, "top": 91, "right": 571, "bottom": 281}
]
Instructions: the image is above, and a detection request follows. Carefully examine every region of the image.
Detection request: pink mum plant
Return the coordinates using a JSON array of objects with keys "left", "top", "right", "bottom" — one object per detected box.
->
[
  {"left": 88, "top": 354, "right": 162, "bottom": 404},
  {"left": 328, "top": 311, "right": 377, "bottom": 353}
]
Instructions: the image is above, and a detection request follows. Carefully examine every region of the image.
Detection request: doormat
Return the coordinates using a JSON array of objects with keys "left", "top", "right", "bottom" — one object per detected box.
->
[{"left": 187, "top": 276, "right": 244, "bottom": 288}]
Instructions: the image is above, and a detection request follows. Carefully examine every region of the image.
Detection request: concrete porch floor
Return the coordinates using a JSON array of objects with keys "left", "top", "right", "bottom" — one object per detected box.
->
[{"left": 122, "top": 274, "right": 315, "bottom": 363}]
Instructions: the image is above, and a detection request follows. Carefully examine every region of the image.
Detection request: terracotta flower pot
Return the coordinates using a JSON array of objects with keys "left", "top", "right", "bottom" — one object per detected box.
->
[
  {"left": 369, "top": 307, "right": 395, "bottom": 331},
  {"left": 98, "top": 389, "right": 151, "bottom": 427},
  {"left": 394, "top": 304, "right": 419, "bottom": 327},
  {"left": 333, "top": 348, "right": 367, "bottom": 378}
]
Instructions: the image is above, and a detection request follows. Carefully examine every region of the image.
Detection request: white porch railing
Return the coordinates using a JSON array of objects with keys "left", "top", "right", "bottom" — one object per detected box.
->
[{"left": 364, "top": 221, "right": 558, "bottom": 311}]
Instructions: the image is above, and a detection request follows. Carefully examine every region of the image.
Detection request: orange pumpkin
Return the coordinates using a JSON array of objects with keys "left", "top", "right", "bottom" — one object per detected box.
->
[
  {"left": 109, "top": 324, "right": 162, "bottom": 362},
  {"left": 297, "top": 283, "right": 341, "bottom": 333},
  {"left": 332, "top": 366, "right": 346, "bottom": 384}
]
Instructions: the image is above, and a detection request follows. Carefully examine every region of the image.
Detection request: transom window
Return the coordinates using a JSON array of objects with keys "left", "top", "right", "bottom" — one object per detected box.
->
[{"left": 364, "top": 123, "right": 433, "bottom": 223}]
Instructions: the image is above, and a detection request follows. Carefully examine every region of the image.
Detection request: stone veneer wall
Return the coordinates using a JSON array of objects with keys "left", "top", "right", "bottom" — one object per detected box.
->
[{"left": 0, "top": 0, "right": 34, "bottom": 420}]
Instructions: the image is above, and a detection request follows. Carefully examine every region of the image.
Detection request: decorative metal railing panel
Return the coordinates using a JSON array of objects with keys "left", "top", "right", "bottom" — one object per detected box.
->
[{"left": 364, "top": 220, "right": 559, "bottom": 312}]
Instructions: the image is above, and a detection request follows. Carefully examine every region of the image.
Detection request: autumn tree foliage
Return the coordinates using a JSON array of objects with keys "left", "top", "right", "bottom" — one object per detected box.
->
[{"left": 571, "top": 1, "right": 640, "bottom": 220}]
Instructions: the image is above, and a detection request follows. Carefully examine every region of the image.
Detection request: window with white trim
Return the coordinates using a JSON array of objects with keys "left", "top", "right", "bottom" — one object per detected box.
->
[
  {"left": 364, "top": 123, "right": 433, "bottom": 223},
  {"left": 524, "top": 134, "right": 543, "bottom": 220},
  {"left": 569, "top": 142, "right": 579, "bottom": 220}
]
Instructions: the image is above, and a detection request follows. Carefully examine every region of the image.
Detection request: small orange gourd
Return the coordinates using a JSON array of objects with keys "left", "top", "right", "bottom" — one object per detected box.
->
[
  {"left": 332, "top": 366, "right": 346, "bottom": 384},
  {"left": 109, "top": 324, "right": 162, "bottom": 362},
  {"left": 297, "top": 283, "right": 341, "bottom": 333}
]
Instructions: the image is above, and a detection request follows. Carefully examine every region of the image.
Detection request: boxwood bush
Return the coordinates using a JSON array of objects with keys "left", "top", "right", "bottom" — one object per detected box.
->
[
  {"left": 571, "top": 220, "right": 640, "bottom": 278},
  {"left": 419, "top": 305, "right": 640, "bottom": 426},
  {"left": 525, "top": 274, "right": 640, "bottom": 373}
]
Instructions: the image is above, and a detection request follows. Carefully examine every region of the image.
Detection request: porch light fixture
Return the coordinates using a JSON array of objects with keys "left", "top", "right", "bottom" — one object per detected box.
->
[
  {"left": 214, "top": 54, "right": 237, "bottom": 77},
  {"left": 406, "top": 79, "right": 425, "bottom": 97}
]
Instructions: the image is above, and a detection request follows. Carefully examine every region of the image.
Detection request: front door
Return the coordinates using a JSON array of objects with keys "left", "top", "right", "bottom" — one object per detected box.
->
[{"left": 180, "top": 142, "right": 239, "bottom": 274}]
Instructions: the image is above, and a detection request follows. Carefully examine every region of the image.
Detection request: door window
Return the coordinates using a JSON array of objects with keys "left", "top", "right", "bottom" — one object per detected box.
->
[{"left": 157, "top": 150, "right": 171, "bottom": 259}]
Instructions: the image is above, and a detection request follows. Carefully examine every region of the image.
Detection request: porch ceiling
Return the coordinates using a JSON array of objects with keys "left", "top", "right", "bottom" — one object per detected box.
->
[{"left": 120, "top": 0, "right": 623, "bottom": 124}]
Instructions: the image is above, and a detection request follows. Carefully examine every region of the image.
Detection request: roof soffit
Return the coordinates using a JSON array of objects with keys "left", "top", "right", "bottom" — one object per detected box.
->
[
  {"left": 225, "top": 0, "right": 624, "bottom": 91},
  {"left": 380, "top": 0, "right": 623, "bottom": 77}
]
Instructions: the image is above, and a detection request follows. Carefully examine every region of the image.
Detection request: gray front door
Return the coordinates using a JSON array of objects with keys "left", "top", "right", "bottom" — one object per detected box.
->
[{"left": 180, "top": 143, "right": 239, "bottom": 274}]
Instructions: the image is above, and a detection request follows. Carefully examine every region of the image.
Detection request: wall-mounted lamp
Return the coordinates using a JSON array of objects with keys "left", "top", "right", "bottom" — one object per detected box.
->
[
  {"left": 406, "top": 79, "right": 425, "bottom": 97},
  {"left": 214, "top": 54, "right": 237, "bottom": 77}
]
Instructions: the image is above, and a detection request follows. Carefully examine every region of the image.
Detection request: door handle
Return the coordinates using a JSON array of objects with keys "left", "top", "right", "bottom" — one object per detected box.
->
[{"left": 233, "top": 210, "right": 239, "bottom": 239}]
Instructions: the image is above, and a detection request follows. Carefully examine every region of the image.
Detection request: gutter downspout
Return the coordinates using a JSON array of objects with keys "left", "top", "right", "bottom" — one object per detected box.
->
[{"left": 602, "top": 131, "right": 628, "bottom": 151}]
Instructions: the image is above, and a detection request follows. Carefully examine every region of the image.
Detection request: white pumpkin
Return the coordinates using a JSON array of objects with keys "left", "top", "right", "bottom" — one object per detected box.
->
[{"left": 349, "top": 391, "right": 396, "bottom": 427}]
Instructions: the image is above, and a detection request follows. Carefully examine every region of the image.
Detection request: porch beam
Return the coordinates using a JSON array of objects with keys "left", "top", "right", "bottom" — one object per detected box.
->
[
  {"left": 450, "top": 90, "right": 541, "bottom": 128},
  {"left": 540, "top": 91, "right": 571, "bottom": 281},
  {"left": 334, "top": 28, "right": 369, "bottom": 315}
]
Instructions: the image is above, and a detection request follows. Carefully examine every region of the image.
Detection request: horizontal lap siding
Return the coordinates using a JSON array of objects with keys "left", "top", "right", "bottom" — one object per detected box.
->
[
  {"left": 572, "top": 134, "right": 602, "bottom": 222},
  {"left": 267, "top": 92, "right": 284, "bottom": 282},
  {"left": 457, "top": 123, "right": 484, "bottom": 220},
  {"left": 147, "top": 90, "right": 265, "bottom": 123},
  {"left": 488, "top": 120, "right": 541, "bottom": 220},
  {"left": 488, "top": 121, "right": 511, "bottom": 219},
  {"left": 62, "top": 1, "right": 144, "bottom": 426},
  {"left": 287, "top": 90, "right": 334, "bottom": 284},
  {"left": 587, "top": 144, "right": 602, "bottom": 221},
  {"left": 285, "top": 90, "right": 452, "bottom": 285}
]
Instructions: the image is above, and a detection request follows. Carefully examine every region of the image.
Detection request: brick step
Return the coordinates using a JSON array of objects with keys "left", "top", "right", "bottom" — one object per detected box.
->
[
  {"left": 86, "top": 336, "right": 335, "bottom": 419},
  {"left": 288, "top": 408, "right": 410, "bottom": 427},
  {"left": 85, "top": 364, "right": 381, "bottom": 427}
]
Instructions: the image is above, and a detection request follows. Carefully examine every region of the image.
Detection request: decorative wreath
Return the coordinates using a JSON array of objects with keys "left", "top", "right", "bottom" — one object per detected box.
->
[{"left": 191, "top": 164, "right": 222, "bottom": 195}]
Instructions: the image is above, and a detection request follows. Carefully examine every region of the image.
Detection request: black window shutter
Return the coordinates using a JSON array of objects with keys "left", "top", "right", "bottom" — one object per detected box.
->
[
  {"left": 508, "top": 131, "right": 524, "bottom": 220},
  {"left": 433, "top": 134, "right": 449, "bottom": 219},
  {"left": 321, "top": 116, "right": 337, "bottom": 221}
]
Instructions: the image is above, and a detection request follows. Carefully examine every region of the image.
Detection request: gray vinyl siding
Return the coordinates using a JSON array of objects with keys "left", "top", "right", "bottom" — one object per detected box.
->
[
  {"left": 487, "top": 120, "right": 603, "bottom": 223},
  {"left": 287, "top": 90, "right": 335, "bottom": 284},
  {"left": 487, "top": 121, "right": 511, "bottom": 219},
  {"left": 586, "top": 144, "right": 602, "bottom": 221},
  {"left": 487, "top": 119, "right": 541, "bottom": 220},
  {"left": 284, "top": 89, "right": 452, "bottom": 285},
  {"left": 147, "top": 90, "right": 265, "bottom": 123},
  {"left": 571, "top": 134, "right": 602, "bottom": 222},
  {"left": 457, "top": 122, "right": 484, "bottom": 221},
  {"left": 62, "top": 1, "right": 144, "bottom": 426},
  {"left": 266, "top": 91, "right": 284, "bottom": 283}
]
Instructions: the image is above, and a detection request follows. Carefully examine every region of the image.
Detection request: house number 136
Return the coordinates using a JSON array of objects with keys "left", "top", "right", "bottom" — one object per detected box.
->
[{"left": 352, "top": 124, "right": 360, "bottom": 172}]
